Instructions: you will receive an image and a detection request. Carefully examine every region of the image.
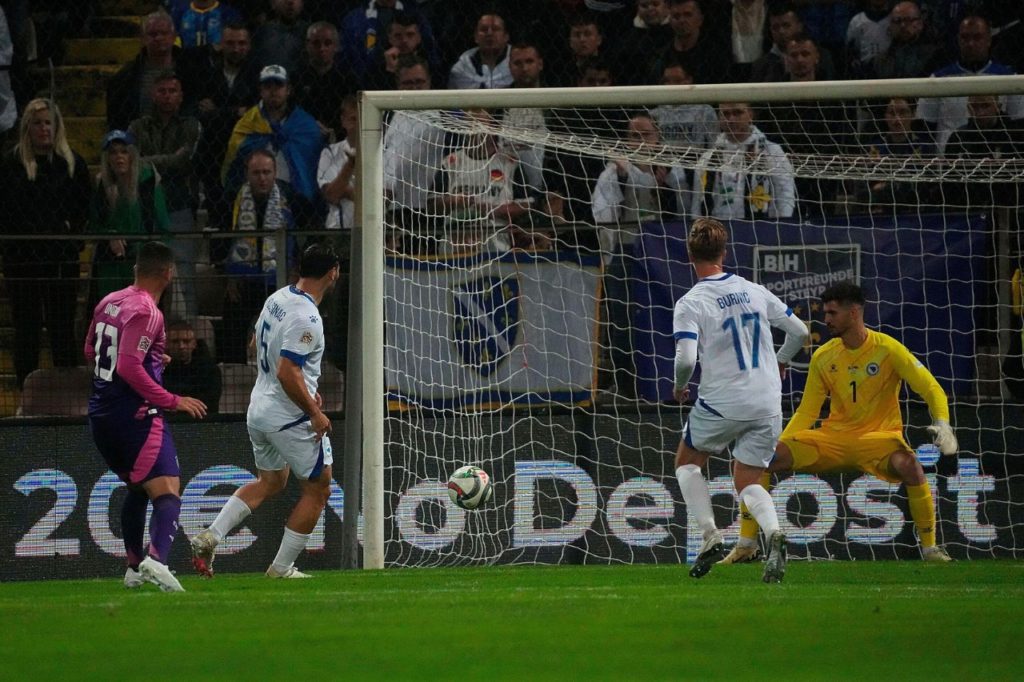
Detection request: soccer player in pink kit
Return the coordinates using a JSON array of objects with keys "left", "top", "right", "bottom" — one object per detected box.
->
[{"left": 85, "top": 241, "right": 207, "bottom": 591}]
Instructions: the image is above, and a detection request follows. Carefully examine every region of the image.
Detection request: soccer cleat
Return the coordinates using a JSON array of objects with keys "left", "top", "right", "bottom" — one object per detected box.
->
[
  {"left": 717, "top": 544, "right": 763, "bottom": 565},
  {"left": 922, "top": 545, "right": 953, "bottom": 562},
  {"left": 762, "top": 531, "right": 787, "bottom": 584},
  {"left": 688, "top": 530, "right": 725, "bottom": 579},
  {"left": 190, "top": 529, "right": 218, "bottom": 578},
  {"left": 124, "top": 567, "right": 145, "bottom": 589},
  {"left": 266, "top": 565, "right": 312, "bottom": 579},
  {"left": 139, "top": 556, "right": 185, "bottom": 592}
]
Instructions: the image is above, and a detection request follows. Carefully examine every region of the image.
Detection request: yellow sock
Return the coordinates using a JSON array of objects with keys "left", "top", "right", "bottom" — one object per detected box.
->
[
  {"left": 907, "top": 482, "right": 936, "bottom": 549},
  {"left": 738, "top": 472, "right": 773, "bottom": 542}
]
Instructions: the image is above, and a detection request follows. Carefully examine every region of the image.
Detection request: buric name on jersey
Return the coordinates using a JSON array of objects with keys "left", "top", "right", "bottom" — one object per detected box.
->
[{"left": 715, "top": 292, "right": 751, "bottom": 309}]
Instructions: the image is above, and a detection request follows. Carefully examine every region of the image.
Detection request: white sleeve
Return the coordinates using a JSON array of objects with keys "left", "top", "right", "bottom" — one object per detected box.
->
[
  {"left": 280, "top": 312, "right": 322, "bottom": 367},
  {"left": 774, "top": 311, "right": 809, "bottom": 365},
  {"left": 591, "top": 163, "right": 624, "bottom": 224},
  {"left": 674, "top": 337, "right": 698, "bottom": 390}
]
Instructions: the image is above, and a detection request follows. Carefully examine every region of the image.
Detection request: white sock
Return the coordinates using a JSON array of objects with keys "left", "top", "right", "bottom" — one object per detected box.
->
[
  {"left": 208, "top": 495, "right": 252, "bottom": 543},
  {"left": 740, "top": 484, "right": 780, "bottom": 537},
  {"left": 676, "top": 464, "right": 717, "bottom": 535},
  {"left": 271, "top": 527, "right": 310, "bottom": 573}
]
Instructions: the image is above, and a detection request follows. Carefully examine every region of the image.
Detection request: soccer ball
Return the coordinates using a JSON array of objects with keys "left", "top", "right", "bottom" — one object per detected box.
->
[{"left": 447, "top": 465, "right": 494, "bottom": 510}]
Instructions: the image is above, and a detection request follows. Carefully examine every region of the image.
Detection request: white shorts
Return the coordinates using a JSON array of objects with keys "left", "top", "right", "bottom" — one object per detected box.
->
[
  {"left": 248, "top": 421, "right": 334, "bottom": 481},
  {"left": 683, "top": 409, "right": 782, "bottom": 468}
]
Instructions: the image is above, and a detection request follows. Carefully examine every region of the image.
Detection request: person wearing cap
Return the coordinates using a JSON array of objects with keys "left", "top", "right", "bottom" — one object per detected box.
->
[
  {"left": 88, "top": 129, "right": 170, "bottom": 300},
  {"left": 0, "top": 98, "right": 92, "bottom": 388},
  {"left": 221, "top": 63, "right": 322, "bottom": 219}
]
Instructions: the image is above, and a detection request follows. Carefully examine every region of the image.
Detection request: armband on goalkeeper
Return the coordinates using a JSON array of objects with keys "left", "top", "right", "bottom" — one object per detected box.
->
[{"left": 926, "top": 419, "right": 958, "bottom": 456}]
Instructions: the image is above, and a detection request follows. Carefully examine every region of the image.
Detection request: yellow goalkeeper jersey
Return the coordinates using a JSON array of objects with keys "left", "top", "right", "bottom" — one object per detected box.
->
[{"left": 782, "top": 329, "right": 950, "bottom": 437}]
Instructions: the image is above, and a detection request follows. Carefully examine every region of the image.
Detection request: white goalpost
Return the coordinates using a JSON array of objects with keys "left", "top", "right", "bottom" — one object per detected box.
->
[{"left": 354, "top": 75, "right": 1024, "bottom": 570}]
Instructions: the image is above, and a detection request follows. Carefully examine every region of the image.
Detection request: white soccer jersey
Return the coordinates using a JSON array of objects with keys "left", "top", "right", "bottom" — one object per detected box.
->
[
  {"left": 248, "top": 285, "right": 325, "bottom": 431},
  {"left": 673, "top": 272, "right": 793, "bottom": 420}
]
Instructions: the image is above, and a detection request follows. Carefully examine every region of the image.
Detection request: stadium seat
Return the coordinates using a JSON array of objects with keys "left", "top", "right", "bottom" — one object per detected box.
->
[
  {"left": 319, "top": 362, "right": 344, "bottom": 412},
  {"left": 218, "top": 363, "right": 257, "bottom": 414},
  {"left": 20, "top": 367, "right": 93, "bottom": 417}
]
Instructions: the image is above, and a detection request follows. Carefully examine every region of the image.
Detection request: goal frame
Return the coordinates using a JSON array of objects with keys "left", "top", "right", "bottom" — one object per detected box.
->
[{"left": 353, "top": 75, "right": 1024, "bottom": 570}]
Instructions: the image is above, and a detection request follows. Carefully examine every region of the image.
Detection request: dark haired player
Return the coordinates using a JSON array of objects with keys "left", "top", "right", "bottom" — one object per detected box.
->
[
  {"left": 721, "top": 282, "right": 958, "bottom": 564},
  {"left": 85, "top": 241, "right": 208, "bottom": 591},
  {"left": 191, "top": 243, "right": 340, "bottom": 579}
]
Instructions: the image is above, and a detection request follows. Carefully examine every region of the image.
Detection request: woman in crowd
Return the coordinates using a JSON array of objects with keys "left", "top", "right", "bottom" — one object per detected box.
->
[
  {"left": 88, "top": 129, "right": 169, "bottom": 300},
  {"left": 0, "top": 98, "right": 91, "bottom": 388}
]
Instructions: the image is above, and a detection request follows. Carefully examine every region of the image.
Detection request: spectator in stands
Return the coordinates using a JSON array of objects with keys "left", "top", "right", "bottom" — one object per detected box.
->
[
  {"left": 128, "top": 73, "right": 202, "bottom": 322},
  {"left": 251, "top": 0, "right": 309, "bottom": 75},
  {"left": 845, "top": 0, "right": 892, "bottom": 78},
  {"left": 0, "top": 99, "right": 91, "bottom": 388},
  {"left": 221, "top": 149, "right": 297, "bottom": 362},
  {"left": 163, "top": 317, "right": 222, "bottom": 415},
  {"left": 750, "top": 3, "right": 836, "bottom": 82},
  {"left": 502, "top": 43, "right": 548, "bottom": 193},
  {"left": 692, "top": 102, "right": 796, "bottom": 220},
  {"left": 222, "top": 65, "right": 322, "bottom": 220},
  {"left": 192, "top": 21, "right": 260, "bottom": 230},
  {"left": 448, "top": 12, "right": 513, "bottom": 89},
  {"left": 592, "top": 113, "right": 690, "bottom": 397},
  {"left": 317, "top": 96, "right": 358, "bottom": 231},
  {"left": 855, "top": 96, "right": 936, "bottom": 213},
  {"left": 649, "top": 61, "right": 718, "bottom": 148},
  {"left": 946, "top": 95, "right": 1024, "bottom": 216},
  {"left": 384, "top": 55, "right": 447, "bottom": 249},
  {"left": 363, "top": 11, "right": 442, "bottom": 90},
  {"left": 613, "top": 0, "right": 673, "bottom": 85},
  {"left": 649, "top": 0, "right": 731, "bottom": 85},
  {"left": 760, "top": 34, "right": 855, "bottom": 218},
  {"left": 728, "top": 0, "right": 771, "bottom": 82},
  {"left": 168, "top": 0, "right": 242, "bottom": 48},
  {"left": 89, "top": 130, "right": 170, "bottom": 300},
  {"left": 593, "top": 112, "right": 691, "bottom": 249},
  {"left": 549, "top": 13, "right": 604, "bottom": 87},
  {"left": 430, "top": 109, "right": 536, "bottom": 254},
  {"left": 917, "top": 14, "right": 1024, "bottom": 154},
  {"left": 860, "top": 1, "right": 942, "bottom": 80},
  {"left": 293, "top": 22, "right": 356, "bottom": 139},
  {"left": 339, "top": 0, "right": 439, "bottom": 85},
  {"left": 106, "top": 10, "right": 199, "bottom": 131},
  {"left": 541, "top": 60, "right": 625, "bottom": 238}
]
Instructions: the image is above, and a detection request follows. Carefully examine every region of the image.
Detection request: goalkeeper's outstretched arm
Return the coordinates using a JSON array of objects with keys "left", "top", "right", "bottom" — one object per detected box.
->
[{"left": 893, "top": 342, "right": 958, "bottom": 455}]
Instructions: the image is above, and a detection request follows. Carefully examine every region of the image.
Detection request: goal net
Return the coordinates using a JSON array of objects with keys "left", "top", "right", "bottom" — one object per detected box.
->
[{"left": 355, "top": 76, "right": 1024, "bottom": 568}]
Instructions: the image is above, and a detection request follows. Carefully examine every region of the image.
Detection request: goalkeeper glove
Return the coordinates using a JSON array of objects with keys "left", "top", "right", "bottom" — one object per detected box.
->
[{"left": 926, "top": 419, "right": 958, "bottom": 456}]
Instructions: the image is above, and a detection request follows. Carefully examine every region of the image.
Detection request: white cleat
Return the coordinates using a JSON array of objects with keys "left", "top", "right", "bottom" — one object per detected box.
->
[
  {"left": 717, "top": 544, "right": 763, "bottom": 565},
  {"left": 266, "top": 565, "right": 312, "bottom": 579},
  {"left": 922, "top": 545, "right": 953, "bottom": 562},
  {"left": 190, "top": 529, "right": 218, "bottom": 578},
  {"left": 124, "top": 567, "right": 145, "bottom": 589},
  {"left": 139, "top": 556, "right": 185, "bottom": 592}
]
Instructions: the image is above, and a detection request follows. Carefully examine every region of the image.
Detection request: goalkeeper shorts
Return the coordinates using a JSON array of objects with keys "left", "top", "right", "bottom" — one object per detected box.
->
[{"left": 779, "top": 428, "right": 913, "bottom": 483}]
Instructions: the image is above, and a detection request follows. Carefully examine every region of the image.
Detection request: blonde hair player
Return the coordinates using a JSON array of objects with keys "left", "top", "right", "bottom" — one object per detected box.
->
[
  {"left": 719, "top": 282, "right": 958, "bottom": 565},
  {"left": 672, "top": 217, "right": 809, "bottom": 582}
]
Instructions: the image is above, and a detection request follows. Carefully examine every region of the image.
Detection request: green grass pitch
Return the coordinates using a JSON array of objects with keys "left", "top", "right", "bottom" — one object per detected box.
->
[{"left": 2, "top": 561, "right": 1022, "bottom": 680}]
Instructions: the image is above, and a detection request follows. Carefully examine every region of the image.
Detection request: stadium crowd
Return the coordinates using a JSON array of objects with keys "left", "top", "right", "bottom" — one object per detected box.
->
[{"left": 0, "top": 0, "right": 1022, "bottom": 406}]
